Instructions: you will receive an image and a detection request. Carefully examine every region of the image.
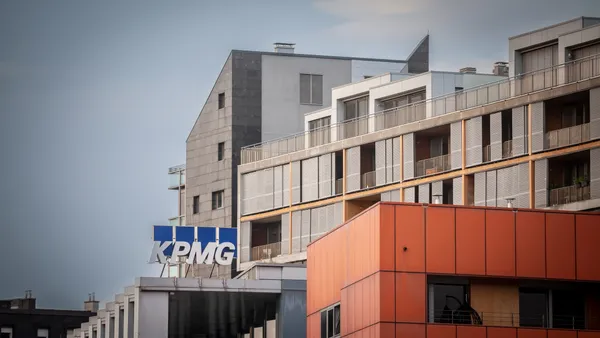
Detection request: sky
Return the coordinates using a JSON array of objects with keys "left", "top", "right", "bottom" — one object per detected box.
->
[{"left": 0, "top": 0, "right": 598, "bottom": 309}]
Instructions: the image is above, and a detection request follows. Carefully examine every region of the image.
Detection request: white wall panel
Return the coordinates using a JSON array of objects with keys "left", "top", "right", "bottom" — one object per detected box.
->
[
  {"left": 301, "top": 157, "right": 319, "bottom": 202},
  {"left": 474, "top": 172, "right": 487, "bottom": 206},
  {"left": 531, "top": 102, "right": 545, "bottom": 153},
  {"left": 534, "top": 159, "right": 548, "bottom": 208},
  {"left": 375, "top": 140, "right": 386, "bottom": 186},
  {"left": 281, "top": 213, "right": 289, "bottom": 255},
  {"left": 346, "top": 147, "right": 361, "bottom": 192},
  {"left": 319, "top": 154, "right": 333, "bottom": 199},
  {"left": 282, "top": 163, "right": 290, "bottom": 206},
  {"left": 512, "top": 106, "right": 526, "bottom": 156},
  {"left": 466, "top": 117, "right": 483, "bottom": 167},
  {"left": 418, "top": 183, "right": 430, "bottom": 203},
  {"left": 490, "top": 112, "right": 503, "bottom": 161},
  {"left": 291, "top": 211, "right": 301, "bottom": 253},
  {"left": 486, "top": 170, "right": 497, "bottom": 206},
  {"left": 291, "top": 161, "right": 301, "bottom": 205},
  {"left": 450, "top": 122, "right": 462, "bottom": 169},
  {"left": 403, "top": 133, "right": 415, "bottom": 180},
  {"left": 385, "top": 138, "right": 394, "bottom": 184},
  {"left": 273, "top": 165, "right": 283, "bottom": 209},
  {"left": 453, "top": 177, "right": 463, "bottom": 205},
  {"left": 404, "top": 187, "right": 415, "bottom": 202},
  {"left": 392, "top": 137, "right": 401, "bottom": 182}
]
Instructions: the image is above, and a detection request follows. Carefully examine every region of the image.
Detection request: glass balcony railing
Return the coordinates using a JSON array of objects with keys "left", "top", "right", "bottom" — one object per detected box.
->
[
  {"left": 168, "top": 172, "right": 185, "bottom": 188},
  {"left": 549, "top": 184, "right": 590, "bottom": 206},
  {"left": 361, "top": 171, "right": 376, "bottom": 190},
  {"left": 415, "top": 154, "right": 451, "bottom": 178},
  {"left": 240, "top": 52, "right": 600, "bottom": 164},
  {"left": 251, "top": 242, "right": 281, "bottom": 261},
  {"left": 429, "top": 310, "right": 587, "bottom": 329},
  {"left": 545, "top": 123, "right": 590, "bottom": 150},
  {"left": 168, "top": 215, "right": 185, "bottom": 226}
]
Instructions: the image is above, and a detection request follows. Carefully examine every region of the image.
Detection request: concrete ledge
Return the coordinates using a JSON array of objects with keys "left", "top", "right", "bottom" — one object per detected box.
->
[
  {"left": 544, "top": 198, "right": 600, "bottom": 211},
  {"left": 136, "top": 277, "right": 282, "bottom": 293}
]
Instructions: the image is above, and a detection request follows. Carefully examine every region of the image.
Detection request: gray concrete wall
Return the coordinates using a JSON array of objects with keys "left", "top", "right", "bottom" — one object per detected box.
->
[
  {"left": 261, "top": 55, "right": 351, "bottom": 142},
  {"left": 135, "top": 291, "right": 168, "bottom": 338},
  {"left": 277, "top": 280, "right": 307, "bottom": 338}
]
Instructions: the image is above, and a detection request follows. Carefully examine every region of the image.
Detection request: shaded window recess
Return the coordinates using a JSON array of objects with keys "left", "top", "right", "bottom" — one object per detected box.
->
[
  {"left": 193, "top": 195, "right": 200, "bottom": 214},
  {"left": 218, "top": 92, "right": 225, "bottom": 109},
  {"left": 300, "top": 74, "right": 323, "bottom": 105},
  {"left": 212, "top": 190, "right": 224, "bottom": 210},
  {"left": 217, "top": 142, "right": 225, "bottom": 161},
  {"left": 320, "top": 303, "right": 340, "bottom": 338}
]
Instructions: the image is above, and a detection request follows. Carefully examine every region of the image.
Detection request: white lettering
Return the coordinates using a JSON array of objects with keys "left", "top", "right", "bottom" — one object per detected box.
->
[
  {"left": 148, "top": 241, "right": 172, "bottom": 264},
  {"left": 215, "top": 242, "right": 235, "bottom": 265},
  {"left": 170, "top": 242, "right": 190, "bottom": 264},
  {"left": 187, "top": 242, "right": 217, "bottom": 265},
  {"left": 151, "top": 241, "right": 235, "bottom": 265}
]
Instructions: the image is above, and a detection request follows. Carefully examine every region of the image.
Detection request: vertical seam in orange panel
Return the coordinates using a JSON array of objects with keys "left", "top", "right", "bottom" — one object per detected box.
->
[
  {"left": 393, "top": 206, "right": 397, "bottom": 323},
  {"left": 513, "top": 210, "right": 517, "bottom": 277},
  {"left": 573, "top": 213, "right": 577, "bottom": 279},
  {"left": 544, "top": 213, "right": 548, "bottom": 279},
  {"left": 423, "top": 205, "right": 427, "bottom": 322}
]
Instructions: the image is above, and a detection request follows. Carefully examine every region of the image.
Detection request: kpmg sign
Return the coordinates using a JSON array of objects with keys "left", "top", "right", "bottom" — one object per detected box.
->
[{"left": 149, "top": 226, "right": 237, "bottom": 266}]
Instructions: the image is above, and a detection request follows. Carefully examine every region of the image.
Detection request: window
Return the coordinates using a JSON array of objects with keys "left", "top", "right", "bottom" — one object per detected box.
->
[
  {"left": 218, "top": 92, "right": 225, "bottom": 109},
  {"left": 212, "top": 190, "right": 224, "bottom": 210},
  {"left": 519, "top": 288, "right": 548, "bottom": 328},
  {"left": 300, "top": 74, "right": 323, "bottom": 105},
  {"left": 381, "top": 89, "right": 426, "bottom": 111},
  {"left": 320, "top": 304, "right": 340, "bottom": 338},
  {"left": 193, "top": 195, "right": 199, "bottom": 214},
  {"left": 1, "top": 327, "right": 13, "bottom": 338},
  {"left": 217, "top": 142, "right": 225, "bottom": 161},
  {"left": 37, "top": 328, "right": 49, "bottom": 338},
  {"left": 429, "top": 284, "right": 479, "bottom": 325},
  {"left": 343, "top": 96, "right": 368, "bottom": 121}
]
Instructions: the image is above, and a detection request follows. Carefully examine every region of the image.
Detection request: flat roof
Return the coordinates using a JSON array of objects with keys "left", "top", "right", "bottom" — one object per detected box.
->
[
  {"left": 232, "top": 49, "right": 407, "bottom": 64},
  {"left": 509, "top": 16, "right": 600, "bottom": 40}
]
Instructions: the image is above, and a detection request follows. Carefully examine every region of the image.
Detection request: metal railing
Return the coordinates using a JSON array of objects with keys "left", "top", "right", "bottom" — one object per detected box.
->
[
  {"left": 240, "top": 52, "right": 600, "bottom": 164},
  {"left": 334, "top": 178, "right": 343, "bottom": 195},
  {"left": 502, "top": 140, "right": 513, "bottom": 158},
  {"left": 415, "top": 154, "right": 451, "bottom": 178},
  {"left": 308, "top": 127, "right": 331, "bottom": 147},
  {"left": 361, "top": 171, "right": 376, "bottom": 190},
  {"left": 549, "top": 184, "right": 591, "bottom": 206},
  {"left": 482, "top": 145, "right": 492, "bottom": 162},
  {"left": 545, "top": 123, "right": 590, "bottom": 150},
  {"left": 429, "top": 310, "right": 589, "bottom": 329},
  {"left": 251, "top": 242, "right": 281, "bottom": 261}
]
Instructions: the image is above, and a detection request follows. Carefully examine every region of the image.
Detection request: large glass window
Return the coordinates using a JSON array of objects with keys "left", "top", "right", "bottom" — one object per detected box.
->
[
  {"left": 519, "top": 288, "right": 548, "bottom": 328},
  {"left": 300, "top": 74, "right": 323, "bottom": 105},
  {"left": 320, "top": 304, "right": 340, "bottom": 338},
  {"left": 382, "top": 89, "right": 426, "bottom": 111},
  {"left": 344, "top": 96, "right": 368, "bottom": 121},
  {"left": 429, "top": 283, "right": 479, "bottom": 325}
]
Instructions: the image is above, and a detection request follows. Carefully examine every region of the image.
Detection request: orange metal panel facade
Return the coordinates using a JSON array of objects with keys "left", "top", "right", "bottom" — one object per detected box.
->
[{"left": 306, "top": 203, "right": 600, "bottom": 337}]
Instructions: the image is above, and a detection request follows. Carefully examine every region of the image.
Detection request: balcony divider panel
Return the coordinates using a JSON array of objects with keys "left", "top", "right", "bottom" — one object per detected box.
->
[
  {"left": 419, "top": 183, "right": 430, "bottom": 203},
  {"left": 451, "top": 122, "right": 462, "bottom": 170},
  {"left": 453, "top": 176, "right": 463, "bottom": 205},
  {"left": 591, "top": 87, "right": 600, "bottom": 140},
  {"left": 291, "top": 161, "right": 301, "bottom": 205},
  {"left": 466, "top": 117, "right": 483, "bottom": 167},
  {"left": 490, "top": 112, "right": 503, "bottom": 161},
  {"left": 404, "top": 186, "right": 415, "bottom": 202},
  {"left": 475, "top": 172, "right": 487, "bottom": 206},
  {"left": 375, "top": 140, "right": 386, "bottom": 186},
  {"left": 512, "top": 106, "right": 526, "bottom": 156},
  {"left": 392, "top": 137, "right": 402, "bottom": 182},
  {"left": 486, "top": 170, "right": 497, "bottom": 207},
  {"left": 591, "top": 147, "right": 600, "bottom": 200},
  {"left": 274, "top": 165, "right": 283, "bottom": 209},
  {"left": 240, "top": 221, "right": 250, "bottom": 263},
  {"left": 403, "top": 133, "right": 415, "bottom": 180},
  {"left": 385, "top": 138, "right": 394, "bottom": 184},
  {"left": 318, "top": 154, "right": 333, "bottom": 199},
  {"left": 291, "top": 211, "right": 301, "bottom": 254},
  {"left": 281, "top": 213, "right": 290, "bottom": 255},
  {"left": 531, "top": 101, "right": 545, "bottom": 153},
  {"left": 301, "top": 157, "right": 319, "bottom": 203},
  {"left": 346, "top": 146, "right": 361, "bottom": 192},
  {"left": 534, "top": 159, "right": 548, "bottom": 208}
]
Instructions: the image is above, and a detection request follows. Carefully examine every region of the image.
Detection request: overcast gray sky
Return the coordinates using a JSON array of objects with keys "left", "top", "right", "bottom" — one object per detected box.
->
[{"left": 0, "top": 0, "right": 598, "bottom": 309}]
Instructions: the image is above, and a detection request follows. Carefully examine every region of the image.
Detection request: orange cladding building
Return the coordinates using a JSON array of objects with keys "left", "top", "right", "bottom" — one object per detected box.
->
[{"left": 306, "top": 202, "right": 600, "bottom": 338}]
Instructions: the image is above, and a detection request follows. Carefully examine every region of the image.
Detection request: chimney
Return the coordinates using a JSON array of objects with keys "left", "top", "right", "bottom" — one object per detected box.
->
[
  {"left": 273, "top": 42, "right": 295, "bottom": 54},
  {"left": 459, "top": 67, "right": 477, "bottom": 74},
  {"left": 10, "top": 290, "right": 36, "bottom": 309},
  {"left": 84, "top": 293, "right": 99, "bottom": 313},
  {"left": 493, "top": 61, "right": 509, "bottom": 76}
]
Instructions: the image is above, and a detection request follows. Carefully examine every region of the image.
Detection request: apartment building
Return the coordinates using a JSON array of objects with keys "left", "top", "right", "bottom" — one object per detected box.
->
[
  {"left": 306, "top": 202, "right": 600, "bottom": 337},
  {"left": 177, "top": 38, "right": 430, "bottom": 278},
  {"left": 237, "top": 16, "right": 600, "bottom": 272}
]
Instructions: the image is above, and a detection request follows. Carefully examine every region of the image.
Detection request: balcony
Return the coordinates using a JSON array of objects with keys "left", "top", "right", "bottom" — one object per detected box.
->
[
  {"left": 240, "top": 52, "right": 600, "bottom": 164},
  {"left": 549, "top": 184, "right": 590, "bottom": 206},
  {"left": 251, "top": 242, "right": 281, "bottom": 261},
  {"left": 308, "top": 125, "right": 330, "bottom": 147},
  {"left": 168, "top": 172, "right": 185, "bottom": 190},
  {"left": 168, "top": 215, "right": 185, "bottom": 226},
  {"left": 430, "top": 310, "right": 586, "bottom": 329},
  {"left": 545, "top": 123, "right": 590, "bottom": 150},
  {"left": 416, "top": 154, "right": 451, "bottom": 178},
  {"left": 361, "top": 171, "right": 376, "bottom": 190}
]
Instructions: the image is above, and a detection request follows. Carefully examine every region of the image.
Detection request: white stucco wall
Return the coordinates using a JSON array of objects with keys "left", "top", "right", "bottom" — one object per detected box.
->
[
  {"left": 135, "top": 290, "right": 169, "bottom": 338},
  {"left": 350, "top": 60, "right": 406, "bottom": 82},
  {"left": 261, "top": 55, "right": 352, "bottom": 142}
]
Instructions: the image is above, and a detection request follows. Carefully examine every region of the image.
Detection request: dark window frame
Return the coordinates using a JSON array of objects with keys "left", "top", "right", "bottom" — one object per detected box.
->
[
  {"left": 320, "top": 303, "right": 340, "bottom": 338},
  {"left": 300, "top": 73, "right": 323, "bottom": 105},
  {"left": 193, "top": 195, "right": 200, "bottom": 214},
  {"left": 217, "top": 142, "right": 225, "bottom": 161},
  {"left": 212, "top": 190, "right": 224, "bottom": 210},
  {"left": 218, "top": 92, "right": 225, "bottom": 109}
]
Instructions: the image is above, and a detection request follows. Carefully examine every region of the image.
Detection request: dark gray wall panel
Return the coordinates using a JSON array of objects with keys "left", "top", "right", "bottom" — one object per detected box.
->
[
  {"left": 474, "top": 172, "right": 486, "bottom": 206},
  {"left": 496, "top": 167, "right": 511, "bottom": 207},
  {"left": 403, "top": 133, "right": 415, "bottom": 180},
  {"left": 291, "top": 161, "right": 301, "bottom": 205},
  {"left": 591, "top": 88, "right": 600, "bottom": 140},
  {"left": 346, "top": 146, "right": 361, "bottom": 192},
  {"left": 534, "top": 159, "right": 548, "bottom": 208},
  {"left": 591, "top": 148, "right": 600, "bottom": 200},
  {"left": 490, "top": 112, "right": 502, "bottom": 161},
  {"left": 375, "top": 140, "right": 386, "bottom": 186},
  {"left": 531, "top": 102, "right": 545, "bottom": 153},
  {"left": 512, "top": 106, "right": 526, "bottom": 156},
  {"left": 451, "top": 122, "right": 462, "bottom": 170}
]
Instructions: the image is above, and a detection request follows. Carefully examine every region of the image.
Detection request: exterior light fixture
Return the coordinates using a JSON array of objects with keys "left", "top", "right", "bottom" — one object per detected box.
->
[
  {"left": 505, "top": 198, "right": 515, "bottom": 208},
  {"left": 432, "top": 194, "right": 442, "bottom": 204}
]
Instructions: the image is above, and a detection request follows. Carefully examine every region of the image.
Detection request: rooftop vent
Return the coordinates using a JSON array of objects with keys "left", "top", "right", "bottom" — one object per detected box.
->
[
  {"left": 459, "top": 67, "right": 477, "bottom": 74},
  {"left": 493, "top": 61, "right": 509, "bottom": 76},
  {"left": 274, "top": 42, "right": 295, "bottom": 54}
]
